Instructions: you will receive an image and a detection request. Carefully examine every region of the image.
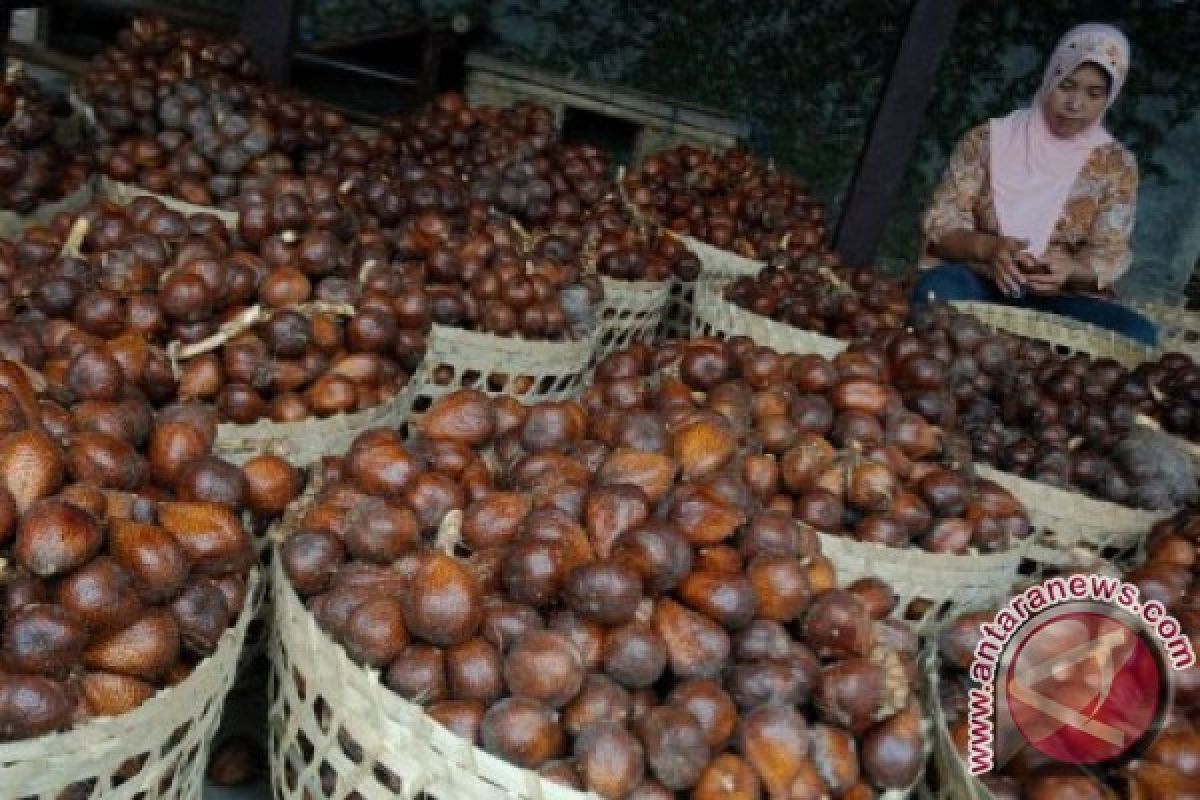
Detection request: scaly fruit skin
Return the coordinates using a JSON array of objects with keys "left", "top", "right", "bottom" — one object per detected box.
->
[
  {"left": 15, "top": 498, "right": 102, "bottom": 577},
  {"left": 108, "top": 519, "right": 190, "bottom": 602},
  {"left": 0, "top": 429, "right": 65, "bottom": 515},
  {"left": 80, "top": 672, "right": 156, "bottom": 717},
  {"left": 157, "top": 501, "right": 254, "bottom": 575},
  {"left": 84, "top": 608, "right": 181, "bottom": 682}
]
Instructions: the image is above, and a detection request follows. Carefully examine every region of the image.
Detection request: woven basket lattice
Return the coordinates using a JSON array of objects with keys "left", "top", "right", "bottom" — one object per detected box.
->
[{"left": 0, "top": 567, "right": 262, "bottom": 800}]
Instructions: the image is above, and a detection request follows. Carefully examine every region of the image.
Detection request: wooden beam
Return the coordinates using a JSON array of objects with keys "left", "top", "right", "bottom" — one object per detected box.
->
[
  {"left": 833, "top": 0, "right": 962, "bottom": 266},
  {"left": 3, "top": 38, "right": 89, "bottom": 75},
  {"left": 238, "top": 0, "right": 295, "bottom": 86}
]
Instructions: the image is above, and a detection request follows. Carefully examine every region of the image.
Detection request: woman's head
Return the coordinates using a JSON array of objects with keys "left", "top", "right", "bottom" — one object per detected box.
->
[{"left": 1037, "top": 23, "right": 1130, "bottom": 139}]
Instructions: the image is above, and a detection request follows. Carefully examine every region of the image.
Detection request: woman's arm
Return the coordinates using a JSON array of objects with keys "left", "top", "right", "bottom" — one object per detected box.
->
[
  {"left": 1081, "top": 150, "right": 1138, "bottom": 290},
  {"left": 928, "top": 229, "right": 998, "bottom": 264},
  {"left": 921, "top": 125, "right": 989, "bottom": 255},
  {"left": 921, "top": 125, "right": 1030, "bottom": 295}
]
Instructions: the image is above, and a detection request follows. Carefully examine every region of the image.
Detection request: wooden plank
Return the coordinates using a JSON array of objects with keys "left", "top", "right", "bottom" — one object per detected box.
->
[
  {"left": 238, "top": 0, "right": 295, "bottom": 86},
  {"left": 466, "top": 51, "right": 746, "bottom": 138},
  {"left": 3, "top": 37, "right": 88, "bottom": 75},
  {"left": 292, "top": 50, "right": 418, "bottom": 86},
  {"left": 833, "top": 0, "right": 963, "bottom": 266},
  {"left": 467, "top": 70, "right": 739, "bottom": 147}
]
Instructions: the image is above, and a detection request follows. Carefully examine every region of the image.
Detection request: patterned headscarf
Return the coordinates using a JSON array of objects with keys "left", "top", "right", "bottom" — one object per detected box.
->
[
  {"left": 1035, "top": 22, "right": 1130, "bottom": 112},
  {"left": 989, "top": 23, "right": 1131, "bottom": 258}
]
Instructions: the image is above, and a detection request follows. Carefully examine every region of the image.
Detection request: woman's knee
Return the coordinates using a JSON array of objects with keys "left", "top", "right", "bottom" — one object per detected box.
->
[
  {"left": 1036, "top": 296, "right": 1159, "bottom": 347},
  {"left": 911, "top": 264, "right": 993, "bottom": 305},
  {"left": 1120, "top": 310, "right": 1158, "bottom": 348}
]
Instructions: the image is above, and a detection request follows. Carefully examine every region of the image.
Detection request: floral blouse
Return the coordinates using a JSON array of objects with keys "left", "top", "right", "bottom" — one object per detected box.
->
[{"left": 921, "top": 123, "right": 1139, "bottom": 289}]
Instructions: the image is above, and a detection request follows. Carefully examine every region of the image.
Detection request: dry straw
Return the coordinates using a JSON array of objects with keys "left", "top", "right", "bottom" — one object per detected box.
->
[{"left": 0, "top": 568, "right": 262, "bottom": 800}]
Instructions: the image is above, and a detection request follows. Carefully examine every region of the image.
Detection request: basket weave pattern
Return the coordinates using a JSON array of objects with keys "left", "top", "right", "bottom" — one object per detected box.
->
[
  {"left": 267, "top": 558, "right": 596, "bottom": 800},
  {"left": 920, "top": 646, "right": 990, "bottom": 800},
  {"left": 660, "top": 233, "right": 764, "bottom": 338},
  {"left": 1132, "top": 301, "right": 1200, "bottom": 360},
  {"left": 592, "top": 276, "right": 670, "bottom": 360},
  {"left": 0, "top": 568, "right": 261, "bottom": 800},
  {"left": 951, "top": 301, "right": 1156, "bottom": 367},
  {"left": 977, "top": 466, "right": 1169, "bottom": 574},
  {"left": 690, "top": 278, "right": 847, "bottom": 359},
  {"left": 399, "top": 325, "right": 595, "bottom": 418},
  {"left": 214, "top": 397, "right": 409, "bottom": 467},
  {"left": 818, "top": 533, "right": 1026, "bottom": 635}
]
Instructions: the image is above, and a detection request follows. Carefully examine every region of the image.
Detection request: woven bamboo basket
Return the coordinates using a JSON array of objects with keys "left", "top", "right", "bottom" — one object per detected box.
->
[
  {"left": 591, "top": 276, "right": 670, "bottom": 359},
  {"left": 690, "top": 278, "right": 848, "bottom": 359},
  {"left": 950, "top": 301, "right": 1156, "bottom": 367},
  {"left": 97, "top": 175, "right": 240, "bottom": 230},
  {"left": 921, "top": 645, "right": 992, "bottom": 800},
  {"left": 660, "top": 233, "right": 764, "bottom": 338},
  {"left": 818, "top": 533, "right": 1028, "bottom": 635},
  {"left": 268, "top": 556, "right": 929, "bottom": 800},
  {"left": 153, "top": 301, "right": 410, "bottom": 467},
  {"left": 0, "top": 176, "right": 95, "bottom": 240},
  {"left": 0, "top": 567, "right": 262, "bottom": 800},
  {"left": 952, "top": 302, "right": 1175, "bottom": 571},
  {"left": 977, "top": 465, "right": 1170, "bottom": 576},
  {"left": 214, "top": 398, "right": 409, "bottom": 467},
  {"left": 267, "top": 556, "right": 600, "bottom": 800},
  {"left": 675, "top": 233, "right": 765, "bottom": 278},
  {"left": 397, "top": 325, "right": 594, "bottom": 420}
]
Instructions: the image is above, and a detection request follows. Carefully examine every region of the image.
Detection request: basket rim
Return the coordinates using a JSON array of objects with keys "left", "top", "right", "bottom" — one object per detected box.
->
[
  {"left": 0, "top": 174, "right": 96, "bottom": 235},
  {"left": 691, "top": 279, "right": 848, "bottom": 357},
  {"left": 668, "top": 231, "right": 766, "bottom": 276},
  {"left": 950, "top": 300, "right": 1156, "bottom": 365},
  {"left": 215, "top": 389, "right": 406, "bottom": 444},
  {"left": 817, "top": 530, "right": 1030, "bottom": 566},
  {"left": 268, "top": 555, "right": 605, "bottom": 800},
  {"left": 96, "top": 175, "right": 240, "bottom": 229},
  {"left": 975, "top": 464, "right": 1173, "bottom": 526},
  {"left": 0, "top": 565, "right": 261, "bottom": 758},
  {"left": 597, "top": 274, "right": 672, "bottom": 295},
  {"left": 921, "top": 644, "right": 992, "bottom": 800}
]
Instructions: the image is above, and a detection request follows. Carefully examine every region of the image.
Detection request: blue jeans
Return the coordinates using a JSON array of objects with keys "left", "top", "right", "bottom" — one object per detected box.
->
[{"left": 911, "top": 263, "right": 1158, "bottom": 347}]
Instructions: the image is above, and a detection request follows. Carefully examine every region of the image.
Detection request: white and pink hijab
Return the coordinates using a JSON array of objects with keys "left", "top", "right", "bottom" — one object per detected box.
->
[{"left": 988, "top": 23, "right": 1131, "bottom": 258}]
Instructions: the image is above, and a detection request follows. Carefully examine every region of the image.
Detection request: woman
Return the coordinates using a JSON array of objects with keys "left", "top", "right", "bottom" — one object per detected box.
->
[{"left": 913, "top": 23, "right": 1157, "bottom": 346}]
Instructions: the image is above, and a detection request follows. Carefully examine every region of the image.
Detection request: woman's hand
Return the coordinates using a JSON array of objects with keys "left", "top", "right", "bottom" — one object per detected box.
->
[
  {"left": 987, "top": 235, "right": 1031, "bottom": 297},
  {"left": 1025, "top": 246, "right": 1075, "bottom": 294}
]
